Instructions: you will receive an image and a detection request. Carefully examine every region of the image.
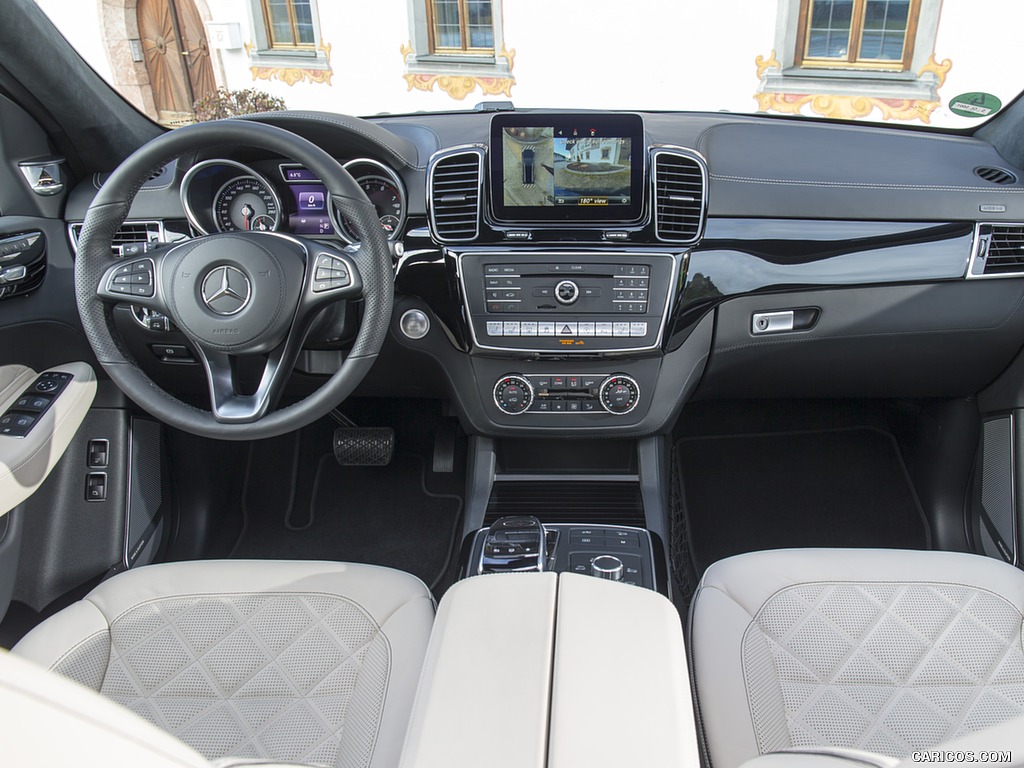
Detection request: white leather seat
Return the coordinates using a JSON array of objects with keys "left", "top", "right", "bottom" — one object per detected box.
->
[
  {"left": 690, "top": 549, "right": 1024, "bottom": 768},
  {"left": 12, "top": 559, "right": 435, "bottom": 768}
]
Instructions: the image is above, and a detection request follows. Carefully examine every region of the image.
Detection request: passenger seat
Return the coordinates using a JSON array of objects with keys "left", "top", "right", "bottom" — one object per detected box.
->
[{"left": 690, "top": 549, "right": 1024, "bottom": 768}]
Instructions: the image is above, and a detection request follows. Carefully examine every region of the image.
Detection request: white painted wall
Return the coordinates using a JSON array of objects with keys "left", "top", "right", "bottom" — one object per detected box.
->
[
  {"left": 36, "top": 0, "right": 114, "bottom": 84},
  {"left": 31, "top": 0, "right": 1024, "bottom": 129}
]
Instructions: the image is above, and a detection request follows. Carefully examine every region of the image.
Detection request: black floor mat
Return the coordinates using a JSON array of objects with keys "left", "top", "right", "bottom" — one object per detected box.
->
[
  {"left": 676, "top": 427, "right": 929, "bottom": 576},
  {"left": 231, "top": 408, "right": 463, "bottom": 589}
]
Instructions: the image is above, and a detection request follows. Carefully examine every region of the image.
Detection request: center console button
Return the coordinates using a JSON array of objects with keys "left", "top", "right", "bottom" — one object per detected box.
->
[
  {"left": 596, "top": 322, "right": 613, "bottom": 337},
  {"left": 538, "top": 322, "right": 555, "bottom": 336},
  {"left": 577, "top": 322, "right": 595, "bottom": 336}
]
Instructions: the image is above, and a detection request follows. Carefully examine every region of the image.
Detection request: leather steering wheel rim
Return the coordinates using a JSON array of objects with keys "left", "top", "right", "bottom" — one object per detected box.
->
[{"left": 75, "top": 119, "right": 393, "bottom": 440}]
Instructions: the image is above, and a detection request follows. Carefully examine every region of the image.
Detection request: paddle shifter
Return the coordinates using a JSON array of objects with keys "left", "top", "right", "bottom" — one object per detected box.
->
[{"left": 479, "top": 515, "right": 546, "bottom": 573}]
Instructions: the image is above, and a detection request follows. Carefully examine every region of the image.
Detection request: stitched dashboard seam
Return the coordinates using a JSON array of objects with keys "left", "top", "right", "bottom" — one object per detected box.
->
[
  {"left": 695, "top": 119, "right": 987, "bottom": 151},
  {"left": 711, "top": 174, "right": 1024, "bottom": 193}
]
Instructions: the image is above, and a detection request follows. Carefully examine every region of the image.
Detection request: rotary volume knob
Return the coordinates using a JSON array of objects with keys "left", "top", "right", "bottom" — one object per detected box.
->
[
  {"left": 599, "top": 374, "right": 640, "bottom": 415},
  {"left": 554, "top": 279, "right": 579, "bottom": 305},
  {"left": 493, "top": 375, "right": 534, "bottom": 415}
]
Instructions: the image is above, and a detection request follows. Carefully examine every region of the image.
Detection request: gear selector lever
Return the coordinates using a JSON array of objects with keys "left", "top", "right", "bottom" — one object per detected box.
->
[{"left": 479, "top": 515, "right": 546, "bottom": 573}]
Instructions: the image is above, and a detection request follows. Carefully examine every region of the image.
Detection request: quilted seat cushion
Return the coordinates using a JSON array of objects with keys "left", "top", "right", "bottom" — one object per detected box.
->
[
  {"left": 14, "top": 560, "right": 435, "bottom": 768},
  {"left": 690, "top": 549, "right": 1024, "bottom": 768}
]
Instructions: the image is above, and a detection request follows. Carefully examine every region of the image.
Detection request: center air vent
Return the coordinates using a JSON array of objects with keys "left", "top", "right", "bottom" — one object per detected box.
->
[
  {"left": 69, "top": 220, "right": 164, "bottom": 257},
  {"left": 428, "top": 147, "right": 483, "bottom": 243},
  {"left": 971, "top": 223, "right": 1024, "bottom": 277},
  {"left": 652, "top": 148, "right": 708, "bottom": 244}
]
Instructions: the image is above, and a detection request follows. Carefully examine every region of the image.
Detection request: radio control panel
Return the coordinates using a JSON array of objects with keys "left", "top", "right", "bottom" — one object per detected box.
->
[{"left": 459, "top": 252, "right": 678, "bottom": 353}]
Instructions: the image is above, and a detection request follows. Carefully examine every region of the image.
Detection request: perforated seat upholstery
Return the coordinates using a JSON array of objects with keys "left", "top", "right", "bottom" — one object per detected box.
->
[
  {"left": 690, "top": 549, "right": 1024, "bottom": 768},
  {"left": 13, "top": 560, "right": 435, "bottom": 768}
]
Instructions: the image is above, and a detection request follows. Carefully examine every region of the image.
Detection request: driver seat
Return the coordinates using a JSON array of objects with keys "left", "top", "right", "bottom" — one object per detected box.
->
[{"left": 11, "top": 559, "right": 435, "bottom": 767}]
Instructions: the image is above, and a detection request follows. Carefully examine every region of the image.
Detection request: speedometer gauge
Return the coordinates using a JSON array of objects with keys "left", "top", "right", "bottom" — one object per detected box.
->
[{"left": 213, "top": 177, "right": 281, "bottom": 232}]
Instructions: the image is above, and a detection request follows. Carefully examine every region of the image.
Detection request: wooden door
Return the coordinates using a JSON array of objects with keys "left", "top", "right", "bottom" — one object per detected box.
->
[
  {"left": 138, "top": 0, "right": 192, "bottom": 115},
  {"left": 137, "top": 0, "right": 215, "bottom": 118},
  {"left": 173, "top": 0, "right": 216, "bottom": 104}
]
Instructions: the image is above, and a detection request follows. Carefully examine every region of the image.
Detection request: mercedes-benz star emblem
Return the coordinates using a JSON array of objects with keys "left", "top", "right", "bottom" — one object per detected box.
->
[{"left": 201, "top": 265, "right": 251, "bottom": 316}]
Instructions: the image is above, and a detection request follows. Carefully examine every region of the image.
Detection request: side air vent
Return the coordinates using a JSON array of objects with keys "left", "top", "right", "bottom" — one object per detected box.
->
[
  {"left": 970, "top": 223, "right": 1024, "bottom": 277},
  {"left": 975, "top": 166, "right": 1018, "bottom": 185},
  {"left": 652, "top": 148, "right": 708, "bottom": 244},
  {"left": 69, "top": 220, "right": 165, "bottom": 257},
  {"left": 428, "top": 147, "right": 483, "bottom": 243}
]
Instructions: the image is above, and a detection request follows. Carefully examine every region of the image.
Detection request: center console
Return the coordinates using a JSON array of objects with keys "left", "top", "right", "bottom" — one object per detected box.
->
[
  {"left": 419, "top": 110, "right": 708, "bottom": 435},
  {"left": 467, "top": 515, "right": 658, "bottom": 590}
]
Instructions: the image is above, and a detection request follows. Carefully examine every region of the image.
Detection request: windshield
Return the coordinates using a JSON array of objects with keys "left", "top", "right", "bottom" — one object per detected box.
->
[{"left": 32, "top": 0, "right": 1019, "bottom": 129}]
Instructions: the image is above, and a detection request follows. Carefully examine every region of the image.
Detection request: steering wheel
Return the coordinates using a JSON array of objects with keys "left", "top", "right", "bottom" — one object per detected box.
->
[{"left": 75, "top": 120, "right": 393, "bottom": 440}]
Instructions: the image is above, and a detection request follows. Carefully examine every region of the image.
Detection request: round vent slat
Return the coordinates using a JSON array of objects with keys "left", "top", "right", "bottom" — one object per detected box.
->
[{"left": 975, "top": 166, "right": 1018, "bottom": 185}]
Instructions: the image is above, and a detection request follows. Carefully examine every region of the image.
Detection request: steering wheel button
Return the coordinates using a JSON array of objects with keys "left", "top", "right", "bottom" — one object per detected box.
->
[
  {"left": 113, "top": 275, "right": 131, "bottom": 285},
  {"left": 110, "top": 284, "right": 132, "bottom": 294},
  {"left": 130, "top": 273, "right": 151, "bottom": 284},
  {"left": 130, "top": 285, "right": 153, "bottom": 297}
]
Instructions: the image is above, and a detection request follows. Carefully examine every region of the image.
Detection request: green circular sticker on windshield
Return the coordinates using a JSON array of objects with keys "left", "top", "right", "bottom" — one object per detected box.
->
[{"left": 949, "top": 92, "right": 1002, "bottom": 118}]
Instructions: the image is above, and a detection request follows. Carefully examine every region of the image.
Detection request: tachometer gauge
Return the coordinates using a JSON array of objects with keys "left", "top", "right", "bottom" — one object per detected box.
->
[
  {"left": 340, "top": 176, "right": 405, "bottom": 240},
  {"left": 335, "top": 159, "right": 408, "bottom": 243},
  {"left": 213, "top": 176, "right": 281, "bottom": 232}
]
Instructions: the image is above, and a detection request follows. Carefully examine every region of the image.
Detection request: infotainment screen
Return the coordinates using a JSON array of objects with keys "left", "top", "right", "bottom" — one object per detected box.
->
[{"left": 489, "top": 113, "right": 645, "bottom": 224}]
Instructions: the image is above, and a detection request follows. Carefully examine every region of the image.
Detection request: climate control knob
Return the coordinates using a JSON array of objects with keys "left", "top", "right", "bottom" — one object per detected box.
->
[
  {"left": 599, "top": 374, "right": 640, "bottom": 415},
  {"left": 493, "top": 375, "right": 534, "bottom": 415}
]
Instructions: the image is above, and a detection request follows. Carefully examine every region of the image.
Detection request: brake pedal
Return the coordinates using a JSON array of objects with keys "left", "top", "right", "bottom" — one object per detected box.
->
[{"left": 333, "top": 427, "right": 394, "bottom": 466}]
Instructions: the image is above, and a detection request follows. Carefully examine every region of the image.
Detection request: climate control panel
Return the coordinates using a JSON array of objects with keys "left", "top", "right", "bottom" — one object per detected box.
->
[{"left": 493, "top": 372, "right": 641, "bottom": 415}]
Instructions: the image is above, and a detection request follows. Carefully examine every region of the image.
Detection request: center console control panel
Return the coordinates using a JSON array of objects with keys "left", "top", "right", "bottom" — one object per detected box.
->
[
  {"left": 468, "top": 519, "right": 656, "bottom": 590},
  {"left": 493, "top": 373, "right": 640, "bottom": 415},
  {"left": 459, "top": 252, "right": 677, "bottom": 353}
]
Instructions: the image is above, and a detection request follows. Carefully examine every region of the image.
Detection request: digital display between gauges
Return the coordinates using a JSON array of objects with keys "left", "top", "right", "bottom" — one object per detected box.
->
[
  {"left": 279, "top": 161, "right": 406, "bottom": 242},
  {"left": 213, "top": 177, "right": 281, "bottom": 232}
]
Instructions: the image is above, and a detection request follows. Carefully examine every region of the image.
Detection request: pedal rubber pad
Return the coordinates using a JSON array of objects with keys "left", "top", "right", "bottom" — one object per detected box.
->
[{"left": 333, "top": 427, "right": 395, "bottom": 466}]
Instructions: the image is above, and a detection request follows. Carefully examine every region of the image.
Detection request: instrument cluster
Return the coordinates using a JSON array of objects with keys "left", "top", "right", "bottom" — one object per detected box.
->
[{"left": 180, "top": 157, "right": 407, "bottom": 244}]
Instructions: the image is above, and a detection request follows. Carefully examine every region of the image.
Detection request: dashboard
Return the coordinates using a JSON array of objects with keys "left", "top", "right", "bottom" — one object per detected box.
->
[{"left": 56, "top": 108, "right": 1024, "bottom": 438}]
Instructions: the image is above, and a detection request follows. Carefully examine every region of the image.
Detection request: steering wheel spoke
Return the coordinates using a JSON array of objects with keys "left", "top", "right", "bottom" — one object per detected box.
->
[
  {"left": 195, "top": 344, "right": 296, "bottom": 423},
  {"left": 96, "top": 251, "right": 171, "bottom": 316},
  {"left": 305, "top": 245, "right": 363, "bottom": 303}
]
